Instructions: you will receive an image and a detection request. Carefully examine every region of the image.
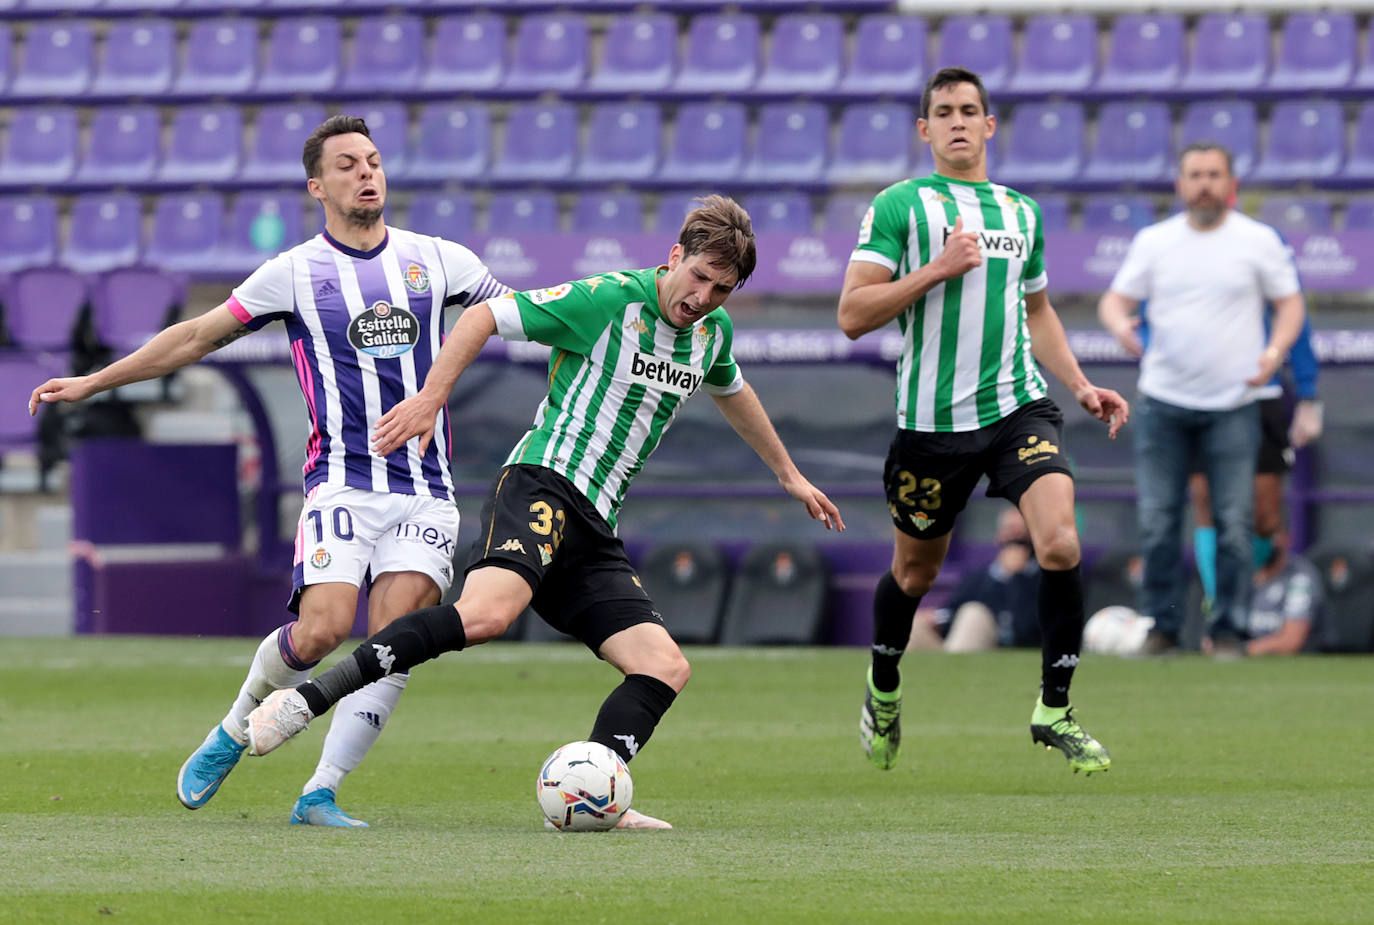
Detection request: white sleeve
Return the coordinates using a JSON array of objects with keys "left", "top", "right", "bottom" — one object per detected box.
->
[
  {"left": 435, "top": 238, "right": 509, "bottom": 308},
  {"left": 1107, "top": 230, "right": 1154, "bottom": 301},
  {"left": 228, "top": 254, "right": 294, "bottom": 326},
  {"left": 487, "top": 295, "right": 526, "bottom": 341},
  {"left": 1257, "top": 227, "right": 1301, "bottom": 301}
]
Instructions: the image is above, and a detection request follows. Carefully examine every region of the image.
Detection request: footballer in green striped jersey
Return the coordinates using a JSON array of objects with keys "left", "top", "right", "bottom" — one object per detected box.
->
[
  {"left": 839, "top": 68, "right": 1129, "bottom": 777},
  {"left": 251, "top": 197, "right": 843, "bottom": 831}
]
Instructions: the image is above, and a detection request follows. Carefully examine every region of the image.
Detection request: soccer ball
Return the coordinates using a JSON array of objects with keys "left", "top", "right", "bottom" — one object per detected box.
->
[
  {"left": 536, "top": 741, "right": 633, "bottom": 832},
  {"left": 1083, "top": 606, "right": 1155, "bottom": 655}
]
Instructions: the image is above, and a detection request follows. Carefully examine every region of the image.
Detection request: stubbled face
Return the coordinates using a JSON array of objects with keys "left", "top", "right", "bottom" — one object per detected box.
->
[
  {"left": 656, "top": 245, "right": 738, "bottom": 328},
  {"left": 919, "top": 82, "right": 995, "bottom": 173},
  {"left": 310, "top": 132, "right": 385, "bottom": 228},
  {"left": 1177, "top": 149, "right": 1236, "bottom": 228}
]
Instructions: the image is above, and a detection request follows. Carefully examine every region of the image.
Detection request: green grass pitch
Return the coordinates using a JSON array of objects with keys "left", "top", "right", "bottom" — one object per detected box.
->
[{"left": 2, "top": 638, "right": 1370, "bottom": 924}]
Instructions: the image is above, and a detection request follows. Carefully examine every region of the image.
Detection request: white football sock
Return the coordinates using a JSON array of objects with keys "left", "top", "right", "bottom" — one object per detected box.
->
[
  {"left": 220, "top": 624, "right": 314, "bottom": 745},
  {"left": 303, "top": 673, "right": 408, "bottom": 795}
]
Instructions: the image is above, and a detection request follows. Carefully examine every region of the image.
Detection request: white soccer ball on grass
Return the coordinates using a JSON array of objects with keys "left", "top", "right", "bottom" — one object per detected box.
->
[{"left": 536, "top": 740, "right": 633, "bottom": 831}]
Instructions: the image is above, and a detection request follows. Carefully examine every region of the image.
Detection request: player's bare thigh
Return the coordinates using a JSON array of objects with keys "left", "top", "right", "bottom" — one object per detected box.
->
[
  {"left": 890, "top": 528, "right": 953, "bottom": 597},
  {"left": 598, "top": 622, "right": 690, "bottom": 693},
  {"left": 366, "top": 570, "right": 441, "bottom": 635},
  {"left": 293, "top": 582, "right": 366, "bottom": 662},
  {"left": 451, "top": 564, "right": 535, "bottom": 644},
  {"left": 1016, "top": 471, "right": 1081, "bottom": 570}
]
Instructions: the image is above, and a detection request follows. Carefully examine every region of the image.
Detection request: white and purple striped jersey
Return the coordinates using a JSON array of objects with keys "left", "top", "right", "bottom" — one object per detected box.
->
[{"left": 227, "top": 227, "right": 506, "bottom": 501}]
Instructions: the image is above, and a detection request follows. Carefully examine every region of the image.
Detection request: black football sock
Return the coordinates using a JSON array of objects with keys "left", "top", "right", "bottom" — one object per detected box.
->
[
  {"left": 588, "top": 674, "right": 678, "bottom": 764},
  {"left": 871, "top": 571, "right": 922, "bottom": 692},
  {"left": 299, "top": 605, "right": 466, "bottom": 717},
  {"left": 1038, "top": 565, "right": 1084, "bottom": 709}
]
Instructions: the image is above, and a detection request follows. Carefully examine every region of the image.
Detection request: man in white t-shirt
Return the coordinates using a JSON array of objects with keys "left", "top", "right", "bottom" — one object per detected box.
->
[{"left": 1098, "top": 143, "right": 1305, "bottom": 652}]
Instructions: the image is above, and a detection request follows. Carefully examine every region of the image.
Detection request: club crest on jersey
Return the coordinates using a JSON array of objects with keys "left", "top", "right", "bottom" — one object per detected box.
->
[
  {"left": 627, "top": 351, "right": 703, "bottom": 397},
  {"left": 538, "top": 543, "right": 553, "bottom": 566},
  {"left": 403, "top": 263, "right": 430, "bottom": 293},
  {"left": 348, "top": 300, "right": 420, "bottom": 359},
  {"left": 310, "top": 548, "right": 332, "bottom": 568},
  {"left": 909, "top": 512, "right": 933, "bottom": 532},
  {"left": 695, "top": 324, "right": 712, "bottom": 347}
]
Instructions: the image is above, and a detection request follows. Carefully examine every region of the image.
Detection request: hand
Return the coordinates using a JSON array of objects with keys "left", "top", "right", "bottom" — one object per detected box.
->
[
  {"left": 1073, "top": 384, "right": 1130, "bottom": 439},
  {"left": 28, "top": 376, "right": 96, "bottom": 415},
  {"left": 372, "top": 392, "right": 444, "bottom": 457},
  {"left": 931, "top": 216, "right": 982, "bottom": 281},
  {"left": 1111, "top": 316, "right": 1144, "bottom": 358},
  {"left": 1246, "top": 346, "right": 1283, "bottom": 386},
  {"left": 779, "top": 474, "right": 846, "bottom": 532},
  {"left": 1289, "top": 399, "right": 1323, "bottom": 448}
]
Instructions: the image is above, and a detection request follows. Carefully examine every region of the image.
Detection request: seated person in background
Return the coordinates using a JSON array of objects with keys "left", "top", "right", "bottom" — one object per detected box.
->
[
  {"left": 909, "top": 508, "right": 1041, "bottom": 653},
  {"left": 1207, "top": 529, "right": 1323, "bottom": 657}
]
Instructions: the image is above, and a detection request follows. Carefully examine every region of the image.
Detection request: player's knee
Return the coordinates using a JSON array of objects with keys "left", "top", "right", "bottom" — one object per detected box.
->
[
  {"left": 891, "top": 560, "right": 938, "bottom": 597},
  {"left": 288, "top": 618, "right": 351, "bottom": 661},
  {"left": 1035, "top": 525, "right": 1081, "bottom": 571},
  {"left": 645, "top": 648, "right": 690, "bottom": 693},
  {"left": 458, "top": 606, "right": 521, "bottom": 645}
]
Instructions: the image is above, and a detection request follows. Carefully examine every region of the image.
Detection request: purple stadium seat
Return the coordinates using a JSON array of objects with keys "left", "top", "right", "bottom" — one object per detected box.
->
[
  {"left": 1342, "top": 104, "right": 1374, "bottom": 182},
  {"left": 1181, "top": 13, "right": 1269, "bottom": 92},
  {"left": 994, "top": 102, "right": 1085, "bottom": 186},
  {"left": 822, "top": 193, "right": 874, "bottom": 237},
  {"left": 242, "top": 103, "right": 325, "bottom": 184},
  {"left": 4, "top": 268, "right": 87, "bottom": 353},
  {"left": 576, "top": 102, "right": 660, "bottom": 183},
  {"left": 158, "top": 105, "right": 243, "bottom": 184},
  {"left": 1083, "top": 102, "right": 1170, "bottom": 184},
  {"left": 492, "top": 102, "right": 576, "bottom": 183},
  {"left": 1082, "top": 195, "right": 1156, "bottom": 233},
  {"left": 1, "top": 108, "right": 78, "bottom": 186},
  {"left": 180, "top": 0, "right": 263, "bottom": 9},
  {"left": 1034, "top": 193, "right": 1072, "bottom": 231},
  {"left": 61, "top": 193, "right": 142, "bottom": 273},
  {"left": 840, "top": 15, "right": 926, "bottom": 96},
  {"left": 223, "top": 193, "right": 307, "bottom": 273},
  {"left": 175, "top": 19, "right": 257, "bottom": 96},
  {"left": 0, "top": 356, "right": 57, "bottom": 455},
  {"left": 1253, "top": 101, "right": 1344, "bottom": 182},
  {"left": 406, "top": 192, "right": 476, "bottom": 241},
  {"left": 11, "top": 21, "right": 93, "bottom": 97},
  {"left": 341, "top": 15, "right": 422, "bottom": 94},
  {"left": 91, "top": 268, "right": 183, "bottom": 354},
  {"left": 1257, "top": 195, "right": 1333, "bottom": 233},
  {"left": 0, "top": 25, "right": 10, "bottom": 97},
  {"left": 1355, "top": 29, "right": 1374, "bottom": 90},
  {"left": 1009, "top": 15, "right": 1096, "bottom": 94},
  {"left": 144, "top": 193, "right": 225, "bottom": 272},
  {"left": 487, "top": 191, "right": 558, "bottom": 235},
  {"left": 91, "top": 19, "right": 174, "bottom": 98},
  {"left": 673, "top": 14, "right": 760, "bottom": 93},
  {"left": 1179, "top": 101, "right": 1259, "bottom": 178},
  {"left": 421, "top": 14, "right": 506, "bottom": 93},
  {"left": 744, "top": 192, "right": 812, "bottom": 233},
  {"left": 1268, "top": 12, "right": 1356, "bottom": 91},
  {"left": 745, "top": 103, "right": 829, "bottom": 183},
  {"left": 505, "top": 14, "right": 588, "bottom": 92},
  {"left": 571, "top": 193, "right": 643, "bottom": 234},
  {"left": 408, "top": 103, "right": 489, "bottom": 183},
  {"left": 1344, "top": 196, "right": 1374, "bottom": 230},
  {"left": 587, "top": 13, "right": 676, "bottom": 93},
  {"left": 0, "top": 197, "right": 58, "bottom": 273},
  {"left": 653, "top": 192, "right": 714, "bottom": 233},
  {"left": 257, "top": 17, "right": 341, "bottom": 94},
  {"left": 756, "top": 14, "right": 842, "bottom": 94},
  {"left": 827, "top": 103, "right": 912, "bottom": 184},
  {"left": 658, "top": 102, "right": 747, "bottom": 184},
  {"left": 935, "top": 16, "right": 1012, "bottom": 91},
  {"left": 76, "top": 107, "right": 161, "bottom": 185},
  {"left": 337, "top": 102, "right": 408, "bottom": 179},
  {"left": 1097, "top": 14, "right": 1184, "bottom": 92},
  {"left": 103, "top": 0, "right": 183, "bottom": 9}
]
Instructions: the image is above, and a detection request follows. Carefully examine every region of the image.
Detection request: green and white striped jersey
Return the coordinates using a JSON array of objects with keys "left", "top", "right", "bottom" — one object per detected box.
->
[
  {"left": 488, "top": 267, "right": 743, "bottom": 527},
  {"left": 851, "top": 173, "right": 1050, "bottom": 433}
]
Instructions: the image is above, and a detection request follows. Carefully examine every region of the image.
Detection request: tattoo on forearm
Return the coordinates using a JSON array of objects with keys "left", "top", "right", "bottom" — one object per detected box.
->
[{"left": 212, "top": 325, "right": 251, "bottom": 349}]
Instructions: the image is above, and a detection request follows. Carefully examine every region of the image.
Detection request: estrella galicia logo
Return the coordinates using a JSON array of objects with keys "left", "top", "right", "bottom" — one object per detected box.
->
[{"left": 348, "top": 299, "right": 420, "bottom": 359}]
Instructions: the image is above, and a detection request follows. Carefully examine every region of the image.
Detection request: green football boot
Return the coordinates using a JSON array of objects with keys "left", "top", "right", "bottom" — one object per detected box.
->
[
  {"left": 1030, "top": 699, "right": 1111, "bottom": 775},
  {"left": 859, "top": 667, "right": 901, "bottom": 770}
]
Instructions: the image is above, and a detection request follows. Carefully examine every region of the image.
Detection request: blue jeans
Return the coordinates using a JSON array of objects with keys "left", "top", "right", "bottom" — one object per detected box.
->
[{"left": 1134, "top": 396, "right": 1260, "bottom": 640}]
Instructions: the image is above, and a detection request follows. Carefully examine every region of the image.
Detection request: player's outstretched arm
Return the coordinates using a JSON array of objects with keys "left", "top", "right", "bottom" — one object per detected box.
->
[
  {"left": 1026, "top": 289, "right": 1129, "bottom": 439},
  {"left": 372, "top": 302, "right": 496, "bottom": 457},
  {"left": 710, "top": 382, "right": 845, "bottom": 532},
  {"left": 27, "top": 304, "right": 248, "bottom": 416}
]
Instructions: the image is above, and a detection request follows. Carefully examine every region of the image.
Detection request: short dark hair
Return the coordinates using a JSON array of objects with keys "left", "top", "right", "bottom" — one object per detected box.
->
[
  {"left": 678, "top": 195, "right": 756, "bottom": 289},
  {"left": 302, "top": 115, "right": 372, "bottom": 179},
  {"left": 1179, "top": 141, "right": 1234, "bottom": 175},
  {"left": 919, "top": 66, "right": 991, "bottom": 120}
]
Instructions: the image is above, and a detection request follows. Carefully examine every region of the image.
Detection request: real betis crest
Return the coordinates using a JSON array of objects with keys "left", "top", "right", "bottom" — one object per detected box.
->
[{"left": 694, "top": 323, "right": 712, "bottom": 347}]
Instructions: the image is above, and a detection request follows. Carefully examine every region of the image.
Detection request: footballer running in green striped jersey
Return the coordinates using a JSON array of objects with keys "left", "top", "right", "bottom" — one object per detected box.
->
[
  {"left": 839, "top": 68, "right": 1128, "bottom": 775},
  {"left": 245, "top": 196, "right": 845, "bottom": 829}
]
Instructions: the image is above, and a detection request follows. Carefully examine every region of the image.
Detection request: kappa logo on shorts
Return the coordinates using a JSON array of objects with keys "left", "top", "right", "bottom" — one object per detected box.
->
[
  {"left": 310, "top": 548, "right": 332, "bottom": 568},
  {"left": 538, "top": 543, "right": 553, "bottom": 566},
  {"left": 909, "top": 511, "right": 933, "bottom": 532},
  {"left": 497, "top": 538, "right": 526, "bottom": 554},
  {"left": 1018, "top": 435, "right": 1061, "bottom": 465}
]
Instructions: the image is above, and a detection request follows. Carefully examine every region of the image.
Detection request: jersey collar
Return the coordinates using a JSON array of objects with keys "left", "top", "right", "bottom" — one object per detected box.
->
[{"left": 323, "top": 227, "right": 390, "bottom": 259}]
